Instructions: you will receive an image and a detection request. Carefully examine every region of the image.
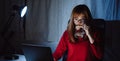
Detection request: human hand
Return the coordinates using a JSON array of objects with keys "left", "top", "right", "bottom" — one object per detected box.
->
[
  {"left": 83, "top": 24, "right": 94, "bottom": 44},
  {"left": 75, "top": 26, "right": 83, "bottom": 30},
  {"left": 82, "top": 24, "right": 90, "bottom": 35},
  {"left": 53, "top": 58, "right": 58, "bottom": 61}
]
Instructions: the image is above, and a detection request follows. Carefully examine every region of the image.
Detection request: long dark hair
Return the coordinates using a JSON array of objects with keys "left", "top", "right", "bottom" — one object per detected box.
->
[{"left": 67, "top": 4, "right": 93, "bottom": 43}]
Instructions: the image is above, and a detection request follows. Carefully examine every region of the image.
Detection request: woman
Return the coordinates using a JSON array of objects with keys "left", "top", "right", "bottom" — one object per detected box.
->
[{"left": 53, "top": 4, "right": 103, "bottom": 61}]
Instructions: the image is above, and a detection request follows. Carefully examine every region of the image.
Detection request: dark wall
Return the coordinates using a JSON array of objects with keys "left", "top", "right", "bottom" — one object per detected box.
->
[
  {"left": 0, "top": 0, "right": 25, "bottom": 54},
  {"left": 103, "top": 21, "right": 120, "bottom": 61}
]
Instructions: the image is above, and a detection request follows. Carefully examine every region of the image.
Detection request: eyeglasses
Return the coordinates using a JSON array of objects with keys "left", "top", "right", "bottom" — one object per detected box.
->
[{"left": 74, "top": 18, "right": 86, "bottom": 22}]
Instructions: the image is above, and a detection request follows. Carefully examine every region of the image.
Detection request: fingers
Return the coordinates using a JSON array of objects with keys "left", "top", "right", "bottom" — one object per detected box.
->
[
  {"left": 75, "top": 24, "right": 89, "bottom": 31},
  {"left": 76, "top": 26, "right": 83, "bottom": 30},
  {"left": 83, "top": 24, "right": 89, "bottom": 30}
]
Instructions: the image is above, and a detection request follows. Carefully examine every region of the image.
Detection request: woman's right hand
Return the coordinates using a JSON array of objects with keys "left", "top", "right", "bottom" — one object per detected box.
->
[
  {"left": 53, "top": 58, "right": 58, "bottom": 61},
  {"left": 75, "top": 25, "right": 83, "bottom": 30}
]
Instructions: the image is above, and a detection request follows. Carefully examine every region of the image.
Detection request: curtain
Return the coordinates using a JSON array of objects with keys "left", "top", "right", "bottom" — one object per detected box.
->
[{"left": 26, "top": 0, "right": 120, "bottom": 42}]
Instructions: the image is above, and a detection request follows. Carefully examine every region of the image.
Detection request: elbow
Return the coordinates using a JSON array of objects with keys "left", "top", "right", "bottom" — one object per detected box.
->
[{"left": 96, "top": 52, "right": 103, "bottom": 60}]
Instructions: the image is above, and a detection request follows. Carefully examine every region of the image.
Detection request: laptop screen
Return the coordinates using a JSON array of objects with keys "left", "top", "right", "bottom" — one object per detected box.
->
[{"left": 22, "top": 44, "right": 54, "bottom": 61}]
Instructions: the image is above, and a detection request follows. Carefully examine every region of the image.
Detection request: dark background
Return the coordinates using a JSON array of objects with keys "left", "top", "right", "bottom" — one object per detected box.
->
[{"left": 0, "top": 0, "right": 120, "bottom": 61}]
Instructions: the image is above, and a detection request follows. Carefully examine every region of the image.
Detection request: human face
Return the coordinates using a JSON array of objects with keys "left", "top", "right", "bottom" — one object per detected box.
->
[{"left": 73, "top": 14, "right": 86, "bottom": 26}]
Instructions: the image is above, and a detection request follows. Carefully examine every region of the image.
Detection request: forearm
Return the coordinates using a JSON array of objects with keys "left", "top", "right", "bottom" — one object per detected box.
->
[
  {"left": 87, "top": 32, "right": 103, "bottom": 59},
  {"left": 86, "top": 30, "right": 94, "bottom": 44},
  {"left": 87, "top": 33, "right": 94, "bottom": 44}
]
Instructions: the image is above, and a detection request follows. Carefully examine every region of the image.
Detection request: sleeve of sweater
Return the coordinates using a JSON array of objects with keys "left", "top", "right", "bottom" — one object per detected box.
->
[
  {"left": 90, "top": 31, "right": 104, "bottom": 60},
  {"left": 53, "top": 30, "right": 68, "bottom": 60}
]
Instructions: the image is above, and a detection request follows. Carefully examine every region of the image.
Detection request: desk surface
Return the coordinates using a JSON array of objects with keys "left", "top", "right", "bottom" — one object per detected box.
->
[{"left": 0, "top": 54, "right": 26, "bottom": 61}]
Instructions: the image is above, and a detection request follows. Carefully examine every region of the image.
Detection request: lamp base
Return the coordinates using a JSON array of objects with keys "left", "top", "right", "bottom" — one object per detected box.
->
[{"left": 0, "top": 54, "right": 19, "bottom": 60}]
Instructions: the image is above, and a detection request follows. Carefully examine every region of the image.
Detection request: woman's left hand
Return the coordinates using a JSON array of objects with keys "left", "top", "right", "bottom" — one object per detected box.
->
[
  {"left": 83, "top": 24, "right": 90, "bottom": 35},
  {"left": 83, "top": 24, "right": 94, "bottom": 44}
]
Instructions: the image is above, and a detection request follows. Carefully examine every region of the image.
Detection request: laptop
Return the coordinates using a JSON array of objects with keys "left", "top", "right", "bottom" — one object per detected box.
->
[{"left": 21, "top": 44, "right": 54, "bottom": 61}]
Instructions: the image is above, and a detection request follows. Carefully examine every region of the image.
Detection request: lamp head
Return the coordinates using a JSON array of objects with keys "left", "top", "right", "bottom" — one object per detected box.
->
[
  {"left": 12, "top": 5, "right": 27, "bottom": 17},
  {"left": 20, "top": 6, "right": 27, "bottom": 17}
]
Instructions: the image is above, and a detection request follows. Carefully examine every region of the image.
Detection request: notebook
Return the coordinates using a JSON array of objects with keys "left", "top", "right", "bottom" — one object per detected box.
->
[{"left": 22, "top": 44, "right": 54, "bottom": 61}]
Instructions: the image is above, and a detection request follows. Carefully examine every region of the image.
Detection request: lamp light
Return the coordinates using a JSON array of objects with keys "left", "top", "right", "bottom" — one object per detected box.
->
[
  {"left": 20, "top": 6, "right": 27, "bottom": 17},
  {"left": 12, "top": 5, "right": 27, "bottom": 18}
]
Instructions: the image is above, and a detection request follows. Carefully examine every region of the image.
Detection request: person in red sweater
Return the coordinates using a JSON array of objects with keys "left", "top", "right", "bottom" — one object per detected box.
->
[{"left": 53, "top": 4, "right": 104, "bottom": 61}]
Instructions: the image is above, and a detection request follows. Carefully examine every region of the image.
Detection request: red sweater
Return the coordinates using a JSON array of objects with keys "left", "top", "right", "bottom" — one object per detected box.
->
[{"left": 53, "top": 30, "right": 103, "bottom": 61}]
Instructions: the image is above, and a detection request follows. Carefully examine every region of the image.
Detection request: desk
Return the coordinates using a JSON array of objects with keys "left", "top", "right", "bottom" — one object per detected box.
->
[{"left": 0, "top": 54, "right": 26, "bottom": 61}]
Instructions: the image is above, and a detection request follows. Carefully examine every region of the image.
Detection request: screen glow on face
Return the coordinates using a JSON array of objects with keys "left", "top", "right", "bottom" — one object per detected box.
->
[{"left": 73, "top": 14, "right": 86, "bottom": 26}]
